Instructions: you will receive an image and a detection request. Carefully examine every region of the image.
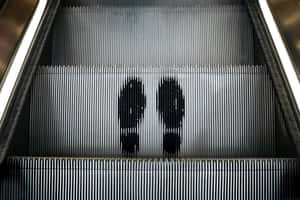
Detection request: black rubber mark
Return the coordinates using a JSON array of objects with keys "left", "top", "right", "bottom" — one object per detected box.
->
[
  {"left": 118, "top": 78, "right": 146, "bottom": 129},
  {"left": 157, "top": 78, "right": 185, "bottom": 154},
  {"left": 157, "top": 78, "right": 185, "bottom": 129},
  {"left": 163, "top": 132, "right": 181, "bottom": 154},
  {"left": 120, "top": 133, "right": 139, "bottom": 154},
  {"left": 118, "top": 78, "right": 146, "bottom": 154}
]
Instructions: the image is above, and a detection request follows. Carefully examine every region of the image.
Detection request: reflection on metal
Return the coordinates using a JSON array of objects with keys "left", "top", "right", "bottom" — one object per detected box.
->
[
  {"left": 0, "top": 0, "right": 43, "bottom": 127},
  {"left": 0, "top": 0, "right": 60, "bottom": 164},
  {"left": 0, "top": 0, "right": 38, "bottom": 80},
  {"left": 268, "top": 0, "right": 300, "bottom": 74},
  {"left": 0, "top": 0, "right": 45, "bottom": 125},
  {"left": 259, "top": 0, "right": 300, "bottom": 113}
]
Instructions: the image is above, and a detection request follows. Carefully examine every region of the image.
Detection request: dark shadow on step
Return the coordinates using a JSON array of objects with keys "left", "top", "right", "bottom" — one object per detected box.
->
[
  {"left": 0, "top": 160, "right": 26, "bottom": 200},
  {"left": 279, "top": 165, "right": 300, "bottom": 200}
]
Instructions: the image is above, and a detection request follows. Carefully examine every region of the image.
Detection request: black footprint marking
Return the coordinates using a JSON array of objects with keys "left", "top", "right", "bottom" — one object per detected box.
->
[
  {"left": 163, "top": 132, "right": 182, "bottom": 154},
  {"left": 157, "top": 78, "right": 185, "bottom": 155},
  {"left": 118, "top": 78, "right": 146, "bottom": 155},
  {"left": 120, "top": 132, "right": 140, "bottom": 154}
]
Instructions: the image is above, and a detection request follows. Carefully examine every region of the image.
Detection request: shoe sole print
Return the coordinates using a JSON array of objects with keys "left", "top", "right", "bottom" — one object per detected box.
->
[
  {"left": 118, "top": 78, "right": 146, "bottom": 155},
  {"left": 157, "top": 78, "right": 185, "bottom": 155}
]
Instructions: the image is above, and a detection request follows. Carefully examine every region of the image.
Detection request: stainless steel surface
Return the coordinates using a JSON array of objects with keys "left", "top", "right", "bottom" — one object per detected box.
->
[
  {"left": 1, "top": 157, "right": 299, "bottom": 199},
  {"left": 52, "top": 5, "right": 253, "bottom": 65},
  {"left": 1, "top": 0, "right": 299, "bottom": 199},
  {"left": 27, "top": 65, "right": 276, "bottom": 158},
  {"left": 61, "top": 0, "right": 244, "bottom": 6}
]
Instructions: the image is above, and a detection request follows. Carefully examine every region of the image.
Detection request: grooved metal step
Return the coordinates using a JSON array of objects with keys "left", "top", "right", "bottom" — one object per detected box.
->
[
  {"left": 51, "top": 5, "right": 254, "bottom": 65},
  {"left": 1, "top": 158, "right": 299, "bottom": 200},
  {"left": 61, "top": 0, "right": 244, "bottom": 7},
  {"left": 19, "top": 65, "right": 277, "bottom": 157}
]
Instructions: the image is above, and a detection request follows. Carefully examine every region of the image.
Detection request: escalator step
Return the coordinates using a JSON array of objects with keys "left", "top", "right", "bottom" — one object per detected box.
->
[
  {"left": 1, "top": 158, "right": 299, "bottom": 199},
  {"left": 61, "top": 0, "right": 244, "bottom": 7},
  {"left": 26, "top": 65, "right": 276, "bottom": 157},
  {"left": 51, "top": 5, "right": 254, "bottom": 65}
]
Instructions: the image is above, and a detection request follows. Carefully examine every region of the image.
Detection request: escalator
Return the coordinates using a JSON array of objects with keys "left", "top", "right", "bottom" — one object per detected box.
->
[{"left": 0, "top": 0, "right": 300, "bottom": 199}]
